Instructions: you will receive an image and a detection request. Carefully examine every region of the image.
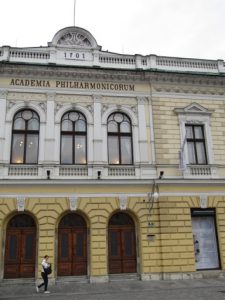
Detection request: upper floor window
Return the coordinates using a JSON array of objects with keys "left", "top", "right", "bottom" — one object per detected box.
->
[
  {"left": 11, "top": 109, "right": 40, "bottom": 164},
  {"left": 186, "top": 124, "right": 207, "bottom": 165},
  {"left": 107, "top": 112, "right": 133, "bottom": 165},
  {"left": 61, "top": 111, "right": 87, "bottom": 164}
]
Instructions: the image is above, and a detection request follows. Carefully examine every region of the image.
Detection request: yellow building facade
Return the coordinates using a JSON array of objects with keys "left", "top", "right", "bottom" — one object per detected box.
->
[{"left": 0, "top": 27, "right": 225, "bottom": 283}]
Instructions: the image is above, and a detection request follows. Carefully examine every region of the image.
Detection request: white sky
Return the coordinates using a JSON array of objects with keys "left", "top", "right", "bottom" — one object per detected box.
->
[{"left": 0, "top": 0, "right": 225, "bottom": 60}]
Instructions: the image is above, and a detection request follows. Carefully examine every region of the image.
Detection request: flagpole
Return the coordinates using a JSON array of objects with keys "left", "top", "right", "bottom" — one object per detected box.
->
[{"left": 74, "top": 0, "right": 76, "bottom": 26}]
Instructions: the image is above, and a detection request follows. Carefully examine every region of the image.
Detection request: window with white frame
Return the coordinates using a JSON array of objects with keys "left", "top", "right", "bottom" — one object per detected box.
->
[
  {"left": 10, "top": 109, "right": 40, "bottom": 164},
  {"left": 107, "top": 112, "right": 133, "bottom": 165},
  {"left": 186, "top": 124, "right": 207, "bottom": 165},
  {"left": 60, "top": 111, "right": 87, "bottom": 164},
  {"left": 174, "top": 103, "right": 214, "bottom": 168}
]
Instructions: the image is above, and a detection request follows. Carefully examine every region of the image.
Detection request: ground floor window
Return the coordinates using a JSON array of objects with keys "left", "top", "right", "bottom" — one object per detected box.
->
[{"left": 192, "top": 209, "right": 220, "bottom": 270}]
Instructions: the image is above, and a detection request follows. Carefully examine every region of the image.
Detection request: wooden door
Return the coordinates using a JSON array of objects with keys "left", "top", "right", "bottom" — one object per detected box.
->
[
  {"left": 58, "top": 214, "right": 87, "bottom": 276},
  {"left": 4, "top": 215, "right": 36, "bottom": 279},
  {"left": 108, "top": 213, "right": 137, "bottom": 274}
]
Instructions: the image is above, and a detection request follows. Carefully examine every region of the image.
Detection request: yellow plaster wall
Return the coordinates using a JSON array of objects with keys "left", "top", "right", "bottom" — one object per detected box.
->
[
  {"left": 152, "top": 97, "right": 225, "bottom": 165},
  {"left": 1, "top": 194, "right": 225, "bottom": 278}
]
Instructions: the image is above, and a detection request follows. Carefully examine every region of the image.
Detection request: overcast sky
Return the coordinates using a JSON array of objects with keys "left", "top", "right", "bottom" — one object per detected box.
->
[{"left": 0, "top": 0, "right": 224, "bottom": 60}]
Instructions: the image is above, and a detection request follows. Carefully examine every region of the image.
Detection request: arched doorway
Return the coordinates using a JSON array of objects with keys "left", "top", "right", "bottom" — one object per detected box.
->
[
  {"left": 108, "top": 212, "right": 137, "bottom": 274},
  {"left": 58, "top": 213, "right": 87, "bottom": 276},
  {"left": 4, "top": 214, "right": 36, "bottom": 278}
]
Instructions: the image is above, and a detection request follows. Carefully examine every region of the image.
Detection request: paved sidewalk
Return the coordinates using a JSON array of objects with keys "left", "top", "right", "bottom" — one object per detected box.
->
[{"left": 1, "top": 278, "right": 225, "bottom": 300}]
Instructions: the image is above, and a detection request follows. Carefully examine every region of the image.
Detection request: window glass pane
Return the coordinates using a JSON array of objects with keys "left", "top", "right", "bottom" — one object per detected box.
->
[
  {"left": 76, "top": 233, "right": 84, "bottom": 257},
  {"left": 69, "top": 112, "right": 79, "bottom": 122},
  {"left": 14, "top": 118, "right": 25, "bottom": 130},
  {"left": 9, "top": 235, "right": 17, "bottom": 259},
  {"left": 11, "top": 134, "right": 25, "bottom": 163},
  {"left": 75, "top": 136, "right": 86, "bottom": 164},
  {"left": 121, "top": 137, "right": 132, "bottom": 164},
  {"left": 59, "top": 214, "right": 86, "bottom": 228},
  {"left": 194, "top": 126, "right": 204, "bottom": 139},
  {"left": 8, "top": 215, "right": 35, "bottom": 228},
  {"left": 114, "top": 113, "right": 124, "bottom": 123},
  {"left": 75, "top": 120, "right": 86, "bottom": 132},
  {"left": 108, "top": 121, "right": 118, "bottom": 132},
  {"left": 26, "top": 135, "right": 38, "bottom": 163},
  {"left": 196, "top": 142, "right": 207, "bottom": 164},
  {"left": 124, "top": 232, "right": 133, "bottom": 256},
  {"left": 61, "top": 233, "right": 69, "bottom": 258},
  {"left": 110, "top": 231, "right": 118, "bottom": 256},
  {"left": 108, "top": 136, "right": 119, "bottom": 164},
  {"left": 62, "top": 120, "right": 73, "bottom": 131},
  {"left": 120, "top": 122, "right": 131, "bottom": 133},
  {"left": 27, "top": 119, "right": 39, "bottom": 131},
  {"left": 109, "top": 213, "right": 134, "bottom": 225},
  {"left": 186, "top": 126, "right": 193, "bottom": 139},
  {"left": 25, "top": 234, "right": 34, "bottom": 259},
  {"left": 187, "top": 142, "right": 196, "bottom": 164},
  {"left": 61, "top": 135, "right": 73, "bottom": 164},
  {"left": 22, "top": 110, "right": 33, "bottom": 120}
]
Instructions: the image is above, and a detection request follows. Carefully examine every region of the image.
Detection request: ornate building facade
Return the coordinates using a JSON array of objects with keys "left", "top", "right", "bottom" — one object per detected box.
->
[{"left": 0, "top": 26, "right": 225, "bottom": 283}]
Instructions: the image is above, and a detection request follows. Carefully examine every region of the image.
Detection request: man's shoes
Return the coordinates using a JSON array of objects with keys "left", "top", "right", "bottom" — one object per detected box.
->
[
  {"left": 36, "top": 286, "right": 39, "bottom": 293},
  {"left": 44, "top": 291, "right": 50, "bottom": 293}
]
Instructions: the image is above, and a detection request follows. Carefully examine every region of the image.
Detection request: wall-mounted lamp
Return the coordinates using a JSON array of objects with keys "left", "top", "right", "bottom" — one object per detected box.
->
[
  {"left": 97, "top": 171, "right": 101, "bottom": 180},
  {"left": 47, "top": 170, "right": 51, "bottom": 180}
]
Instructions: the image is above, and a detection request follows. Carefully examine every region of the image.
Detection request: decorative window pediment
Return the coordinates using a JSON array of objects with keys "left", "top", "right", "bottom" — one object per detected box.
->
[{"left": 174, "top": 103, "right": 214, "bottom": 116}]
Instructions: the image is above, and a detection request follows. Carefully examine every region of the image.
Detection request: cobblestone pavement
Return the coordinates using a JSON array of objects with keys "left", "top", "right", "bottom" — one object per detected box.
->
[{"left": 1, "top": 278, "right": 225, "bottom": 300}]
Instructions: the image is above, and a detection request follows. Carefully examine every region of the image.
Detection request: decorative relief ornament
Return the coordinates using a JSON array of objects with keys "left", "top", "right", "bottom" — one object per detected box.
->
[
  {"left": 38, "top": 102, "right": 47, "bottom": 112},
  {"left": 86, "top": 104, "right": 94, "bottom": 114},
  {"left": 131, "top": 105, "right": 137, "bottom": 115},
  {"left": 58, "top": 32, "right": 92, "bottom": 47},
  {"left": 0, "top": 89, "right": 7, "bottom": 98},
  {"left": 69, "top": 196, "right": 78, "bottom": 211},
  {"left": 102, "top": 104, "right": 108, "bottom": 113},
  {"left": 119, "top": 195, "right": 128, "bottom": 210},
  {"left": 200, "top": 195, "right": 208, "bottom": 209},
  {"left": 7, "top": 101, "right": 16, "bottom": 110},
  {"left": 17, "top": 196, "right": 25, "bottom": 211},
  {"left": 55, "top": 102, "right": 63, "bottom": 113}
]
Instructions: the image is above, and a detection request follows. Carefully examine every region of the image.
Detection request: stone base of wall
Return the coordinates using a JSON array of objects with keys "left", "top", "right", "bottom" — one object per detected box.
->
[
  {"left": 89, "top": 276, "right": 109, "bottom": 283},
  {"left": 141, "top": 271, "right": 225, "bottom": 281}
]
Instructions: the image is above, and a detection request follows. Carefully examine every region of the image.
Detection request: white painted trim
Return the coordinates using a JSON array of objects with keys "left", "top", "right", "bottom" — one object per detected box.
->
[
  {"left": 1, "top": 191, "right": 225, "bottom": 198},
  {"left": 55, "top": 103, "right": 93, "bottom": 124},
  {"left": 102, "top": 105, "right": 138, "bottom": 126},
  {"left": 6, "top": 101, "right": 46, "bottom": 123}
]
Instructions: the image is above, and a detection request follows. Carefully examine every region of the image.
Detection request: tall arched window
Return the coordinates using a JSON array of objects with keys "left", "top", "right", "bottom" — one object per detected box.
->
[
  {"left": 107, "top": 112, "right": 133, "bottom": 165},
  {"left": 61, "top": 111, "right": 87, "bottom": 164},
  {"left": 11, "top": 109, "right": 40, "bottom": 164}
]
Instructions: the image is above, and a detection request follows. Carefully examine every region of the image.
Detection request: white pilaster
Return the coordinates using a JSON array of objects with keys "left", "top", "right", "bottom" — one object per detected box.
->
[
  {"left": 137, "top": 97, "right": 148, "bottom": 163},
  {"left": 44, "top": 93, "right": 55, "bottom": 163},
  {"left": 93, "top": 95, "right": 103, "bottom": 164},
  {"left": 0, "top": 90, "right": 7, "bottom": 163}
]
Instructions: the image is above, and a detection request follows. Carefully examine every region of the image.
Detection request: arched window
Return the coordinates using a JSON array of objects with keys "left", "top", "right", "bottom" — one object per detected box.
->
[
  {"left": 61, "top": 111, "right": 87, "bottom": 164},
  {"left": 11, "top": 109, "right": 40, "bottom": 164},
  {"left": 107, "top": 112, "right": 133, "bottom": 165}
]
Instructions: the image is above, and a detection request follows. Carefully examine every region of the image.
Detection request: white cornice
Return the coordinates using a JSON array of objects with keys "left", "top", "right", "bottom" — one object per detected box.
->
[{"left": 1, "top": 191, "right": 225, "bottom": 198}]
